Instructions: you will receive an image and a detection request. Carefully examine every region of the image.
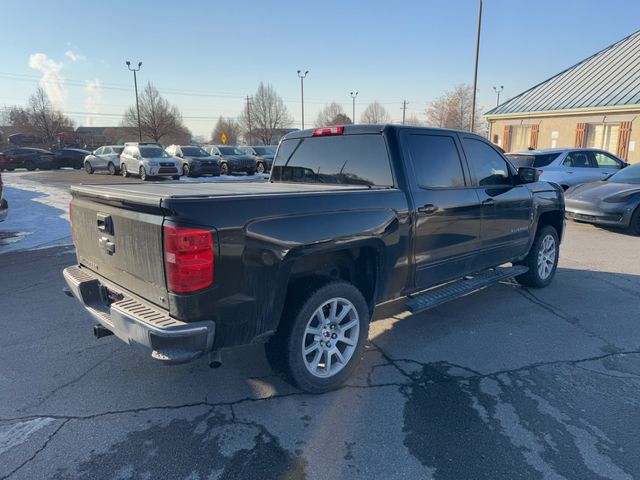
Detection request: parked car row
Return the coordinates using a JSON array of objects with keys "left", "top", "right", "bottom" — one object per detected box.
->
[{"left": 506, "top": 147, "right": 638, "bottom": 235}]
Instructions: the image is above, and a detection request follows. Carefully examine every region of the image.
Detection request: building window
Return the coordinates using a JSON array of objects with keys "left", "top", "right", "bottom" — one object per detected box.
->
[
  {"left": 586, "top": 124, "right": 620, "bottom": 153},
  {"left": 510, "top": 125, "right": 532, "bottom": 151}
]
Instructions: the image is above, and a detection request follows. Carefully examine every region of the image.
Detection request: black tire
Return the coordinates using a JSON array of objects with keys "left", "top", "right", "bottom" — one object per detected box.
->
[
  {"left": 172, "top": 175, "right": 181, "bottom": 180},
  {"left": 26, "top": 161, "right": 36, "bottom": 171},
  {"left": 256, "top": 162, "right": 265, "bottom": 174},
  {"left": 220, "top": 162, "right": 229, "bottom": 175},
  {"left": 73, "top": 163, "right": 82, "bottom": 170},
  {"left": 516, "top": 225, "right": 560, "bottom": 288},
  {"left": 108, "top": 162, "right": 117, "bottom": 175},
  {"left": 139, "top": 166, "right": 148, "bottom": 181},
  {"left": 121, "top": 163, "right": 129, "bottom": 177},
  {"left": 628, "top": 206, "right": 640, "bottom": 236},
  {"left": 85, "top": 162, "right": 94, "bottom": 174},
  {"left": 266, "top": 280, "right": 370, "bottom": 393}
]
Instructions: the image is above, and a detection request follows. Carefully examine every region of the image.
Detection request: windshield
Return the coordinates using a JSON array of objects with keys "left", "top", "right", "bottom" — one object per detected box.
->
[
  {"left": 609, "top": 164, "right": 640, "bottom": 184},
  {"left": 254, "top": 146, "right": 275, "bottom": 156},
  {"left": 181, "top": 146, "right": 209, "bottom": 157},
  {"left": 218, "top": 146, "right": 245, "bottom": 155},
  {"left": 506, "top": 153, "right": 560, "bottom": 168},
  {"left": 139, "top": 147, "right": 169, "bottom": 158}
]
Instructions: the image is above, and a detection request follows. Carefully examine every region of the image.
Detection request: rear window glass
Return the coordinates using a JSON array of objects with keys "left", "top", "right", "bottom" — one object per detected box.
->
[
  {"left": 271, "top": 134, "right": 393, "bottom": 187},
  {"left": 506, "top": 153, "right": 560, "bottom": 168}
]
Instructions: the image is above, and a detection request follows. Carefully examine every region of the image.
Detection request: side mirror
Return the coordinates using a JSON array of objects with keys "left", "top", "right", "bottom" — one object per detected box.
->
[{"left": 518, "top": 166, "right": 538, "bottom": 184}]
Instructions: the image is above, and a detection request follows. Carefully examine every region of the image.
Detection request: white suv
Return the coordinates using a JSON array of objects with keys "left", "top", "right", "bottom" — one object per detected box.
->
[{"left": 119, "top": 143, "right": 181, "bottom": 181}]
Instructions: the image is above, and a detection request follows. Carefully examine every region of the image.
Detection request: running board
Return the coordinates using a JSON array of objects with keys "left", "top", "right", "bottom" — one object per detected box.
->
[{"left": 406, "top": 265, "right": 529, "bottom": 314}]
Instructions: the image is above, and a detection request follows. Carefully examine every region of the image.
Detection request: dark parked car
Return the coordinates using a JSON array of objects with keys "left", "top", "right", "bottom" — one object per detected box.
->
[
  {"left": 203, "top": 145, "right": 256, "bottom": 175},
  {"left": 0, "top": 172, "right": 7, "bottom": 222},
  {"left": 565, "top": 162, "right": 640, "bottom": 234},
  {"left": 64, "top": 125, "right": 564, "bottom": 392},
  {"left": 0, "top": 148, "right": 56, "bottom": 171},
  {"left": 166, "top": 145, "right": 221, "bottom": 177},
  {"left": 241, "top": 145, "right": 276, "bottom": 173},
  {"left": 54, "top": 148, "right": 90, "bottom": 169}
]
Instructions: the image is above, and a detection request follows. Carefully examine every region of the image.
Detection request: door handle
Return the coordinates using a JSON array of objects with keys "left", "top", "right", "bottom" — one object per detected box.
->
[
  {"left": 482, "top": 198, "right": 495, "bottom": 207},
  {"left": 417, "top": 204, "right": 438, "bottom": 215}
]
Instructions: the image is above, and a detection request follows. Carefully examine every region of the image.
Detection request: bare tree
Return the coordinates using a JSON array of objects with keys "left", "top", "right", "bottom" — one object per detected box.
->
[
  {"left": 315, "top": 102, "right": 352, "bottom": 127},
  {"left": 239, "top": 82, "right": 292, "bottom": 145},
  {"left": 360, "top": 101, "right": 391, "bottom": 124},
  {"left": 122, "top": 82, "right": 190, "bottom": 143},
  {"left": 25, "top": 88, "right": 74, "bottom": 145},
  {"left": 212, "top": 116, "right": 240, "bottom": 145},
  {"left": 404, "top": 115, "right": 423, "bottom": 126},
  {"left": 425, "top": 84, "right": 484, "bottom": 132}
]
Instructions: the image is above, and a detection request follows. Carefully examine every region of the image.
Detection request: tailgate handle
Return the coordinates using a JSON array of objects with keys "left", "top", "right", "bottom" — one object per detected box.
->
[{"left": 96, "top": 213, "right": 113, "bottom": 234}]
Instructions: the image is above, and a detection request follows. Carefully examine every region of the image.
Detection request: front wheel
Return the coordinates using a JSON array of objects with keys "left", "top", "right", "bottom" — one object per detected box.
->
[
  {"left": 628, "top": 207, "right": 640, "bottom": 236},
  {"left": 516, "top": 225, "right": 559, "bottom": 288},
  {"left": 26, "top": 161, "right": 36, "bottom": 171},
  {"left": 266, "top": 281, "right": 370, "bottom": 393},
  {"left": 85, "top": 162, "right": 94, "bottom": 174},
  {"left": 256, "top": 162, "right": 265, "bottom": 174},
  {"left": 139, "top": 166, "right": 148, "bottom": 181},
  {"left": 121, "top": 163, "right": 129, "bottom": 177},
  {"left": 220, "top": 163, "right": 229, "bottom": 175},
  {"left": 183, "top": 164, "right": 190, "bottom": 177}
]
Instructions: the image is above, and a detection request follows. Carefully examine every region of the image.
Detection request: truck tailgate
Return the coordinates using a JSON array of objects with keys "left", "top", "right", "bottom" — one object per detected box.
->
[{"left": 71, "top": 190, "right": 169, "bottom": 309}]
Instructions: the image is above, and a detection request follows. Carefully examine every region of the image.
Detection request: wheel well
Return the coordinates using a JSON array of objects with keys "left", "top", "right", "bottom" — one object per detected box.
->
[
  {"left": 538, "top": 211, "right": 564, "bottom": 240},
  {"left": 287, "top": 247, "right": 378, "bottom": 309}
]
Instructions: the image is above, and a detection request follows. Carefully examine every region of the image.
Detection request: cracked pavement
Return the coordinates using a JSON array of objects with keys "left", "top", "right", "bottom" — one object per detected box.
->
[{"left": 1, "top": 220, "right": 640, "bottom": 479}]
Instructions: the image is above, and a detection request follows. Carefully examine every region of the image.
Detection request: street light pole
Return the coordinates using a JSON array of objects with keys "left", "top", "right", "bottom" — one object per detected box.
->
[
  {"left": 126, "top": 61, "right": 143, "bottom": 142},
  {"left": 297, "top": 70, "right": 309, "bottom": 129},
  {"left": 493, "top": 85, "right": 504, "bottom": 107},
  {"left": 470, "top": 0, "right": 482, "bottom": 132},
  {"left": 350, "top": 91, "right": 358, "bottom": 124}
]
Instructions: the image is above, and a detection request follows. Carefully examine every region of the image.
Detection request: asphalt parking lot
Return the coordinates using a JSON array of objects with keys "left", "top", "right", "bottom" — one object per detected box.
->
[{"left": 1, "top": 171, "right": 640, "bottom": 479}]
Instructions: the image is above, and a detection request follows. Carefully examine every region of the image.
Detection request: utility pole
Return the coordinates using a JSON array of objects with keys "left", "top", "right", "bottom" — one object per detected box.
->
[
  {"left": 350, "top": 92, "right": 358, "bottom": 124},
  {"left": 493, "top": 85, "right": 504, "bottom": 107},
  {"left": 297, "top": 70, "right": 309, "bottom": 129},
  {"left": 126, "top": 61, "right": 143, "bottom": 141},
  {"left": 401, "top": 100, "right": 408, "bottom": 124},
  {"left": 470, "top": 0, "right": 482, "bottom": 132},
  {"left": 246, "top": 95, "right": 253, "bottom": 144}
]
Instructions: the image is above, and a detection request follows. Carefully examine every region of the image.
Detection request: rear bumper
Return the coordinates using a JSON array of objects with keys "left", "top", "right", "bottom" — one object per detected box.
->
[{"left": 63, "top": 265, "right": 215, "bottom": 364}]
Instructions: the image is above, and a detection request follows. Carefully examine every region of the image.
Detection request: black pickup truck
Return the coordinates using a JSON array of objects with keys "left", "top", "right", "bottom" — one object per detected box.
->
[{"left": 64, "top": 125, "right": 564, "bottom": 392}]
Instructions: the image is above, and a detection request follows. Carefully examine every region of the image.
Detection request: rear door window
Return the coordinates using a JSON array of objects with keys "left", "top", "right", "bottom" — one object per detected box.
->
[
  {"left": 271, "top": 134, "right": 394, "bottom": 186},
  {"left": 564, "top": 152, "right": 595, "bottom": 168},
  {"left": 462, "top": 138, "right": 512, "bottom": 186},
  {"left": 406, "top": 134, "right": 466, "bottom": 188}
]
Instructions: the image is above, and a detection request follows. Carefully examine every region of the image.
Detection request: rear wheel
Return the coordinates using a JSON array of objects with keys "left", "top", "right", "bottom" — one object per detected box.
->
[
  {"left": 516, "top": 225, "right": 559, "bottom": 288},
  {"left": 121, "top": 163, "right": 129, "bottom": 177},
  {"left": 265, "top": 280, "right": 369, "bottom": 393},
  {"left": 629, "top": 207, "right": 640, "bottom": 236},
  {"left": 139, "top": 166, "right": 148, "bottom": 181},
  {"left": 85, "top": 162, "right": 94, "bottom": 174},
  {"left": 26, "top": 161, "right": 36, "bottom": 171},
  {"left": 108, "top": 162, "right": 117, "bottom": 175}
]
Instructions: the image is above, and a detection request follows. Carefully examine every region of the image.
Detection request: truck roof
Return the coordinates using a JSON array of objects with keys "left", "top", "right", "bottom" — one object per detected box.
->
[{"left": 283, "top": 124, "right": 487, "bottom": 140}]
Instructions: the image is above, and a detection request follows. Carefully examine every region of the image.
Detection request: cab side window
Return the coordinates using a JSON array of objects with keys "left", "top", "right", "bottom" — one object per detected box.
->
[
  {"left": 407, "top": 134, "right": 466, "bottom": 188},
  {"left": 563, "top": 152, "right": 594, "bottom": 168},
  {"left": 593, "top": 152, "right": 623, "bottom": 169},
  {"left": 462, "top": 138, "right": 512, "bottom": 187}
]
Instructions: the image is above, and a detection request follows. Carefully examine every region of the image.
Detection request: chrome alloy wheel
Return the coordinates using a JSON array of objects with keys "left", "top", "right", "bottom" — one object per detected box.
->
[
  {"left": 301, "top": 297, "right": 360, "bottom": 378},
  {"left": 537, "top": 234, "right": 556, "bottom": 280}
]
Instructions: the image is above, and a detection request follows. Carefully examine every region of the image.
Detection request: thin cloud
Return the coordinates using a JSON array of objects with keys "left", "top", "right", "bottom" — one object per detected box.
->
[
  {"left": 64, "top": 50, "right": 86, "bottom": 62},
  {"left": 84, "top": 79, "right": 103, "bottom": 126},
  {"left": 28, "top": 53, "right": 66, "bottom": 109}
]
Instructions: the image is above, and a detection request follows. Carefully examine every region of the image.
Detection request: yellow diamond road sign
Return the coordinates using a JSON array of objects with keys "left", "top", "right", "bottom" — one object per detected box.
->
[{"left": 221, "top": 132, "right": 227, "bottom": 144}]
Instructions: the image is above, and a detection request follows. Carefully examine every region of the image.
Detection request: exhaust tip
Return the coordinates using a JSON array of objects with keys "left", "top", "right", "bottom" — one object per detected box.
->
[{"left": 208, "top": 351, "right": 222, "bottom": 369}]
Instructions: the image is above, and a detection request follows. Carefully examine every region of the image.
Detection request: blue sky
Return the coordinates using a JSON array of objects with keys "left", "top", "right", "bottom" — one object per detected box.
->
[{"left": 2, "top": 0, "right": 639, "bottom": 137}]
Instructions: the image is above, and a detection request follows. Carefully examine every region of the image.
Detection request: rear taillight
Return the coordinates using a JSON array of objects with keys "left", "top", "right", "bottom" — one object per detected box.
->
[
  {"left": 69, "top": 201, "right": 74, "bottom": 245},
  {"left": 312, "top": 126, "right": 344, "bottom": 136},
  {"left": 164, "top": 225, "right": 214, "bottom": 293}
]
